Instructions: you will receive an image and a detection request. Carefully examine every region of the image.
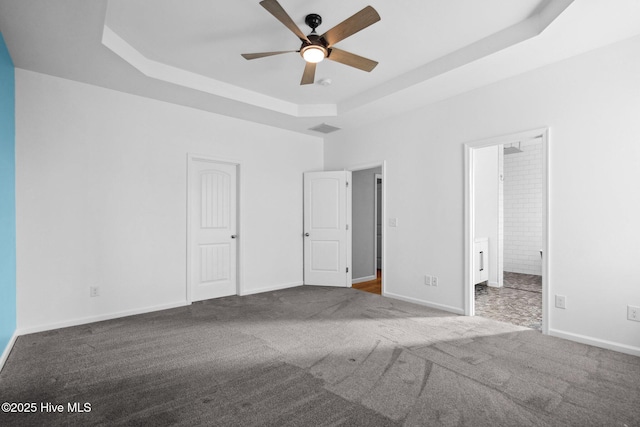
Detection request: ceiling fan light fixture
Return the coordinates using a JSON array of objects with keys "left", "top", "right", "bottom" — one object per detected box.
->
[{"left": 301, "top": 45, "right": 326, "bottom": 63}]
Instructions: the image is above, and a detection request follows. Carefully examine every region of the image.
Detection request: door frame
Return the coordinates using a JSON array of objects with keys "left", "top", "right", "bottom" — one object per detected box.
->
[
  {"left": 346, "top": 161, "right": 386, "bottom": 295},
  {"left": 186, "top": 153, "right": 242, "bottom": 303},
  {"left": 374, "top": 173, "right": 382, "bottom": 275},
  {"left": 464, "top": 128, "right": 550, "bottom": 334}
]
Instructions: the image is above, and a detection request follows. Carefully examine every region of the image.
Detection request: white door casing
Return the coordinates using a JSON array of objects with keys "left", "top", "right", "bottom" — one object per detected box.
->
[
  {"left": 464, "top": 128, "right": 549, "bottom": 333},
  {"left": 188, "top": 157, "right": 238, "bottom": 301},
  {"left": 375, "top": 173, "right": 382, "bottom": 271},
  {"left": 303, "top": 171, "right": 351, "bottom": 287}
]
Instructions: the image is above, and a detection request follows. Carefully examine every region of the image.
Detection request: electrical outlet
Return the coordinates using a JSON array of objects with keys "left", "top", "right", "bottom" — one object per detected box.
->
[
  {"left": 424, "top": 275, "right": 431, "bottom": 286},
  {"left": 628, "top": 305, "right": 640, "bottom": 322},
  {"left": 555, "top": 295, "right": 566, "bottom": 309},
  {"left": 90, "top": 286, "right": 100, "bottom": 297},
  {"left": 432, "top": 276, "right": 438, "bottom": 287}
]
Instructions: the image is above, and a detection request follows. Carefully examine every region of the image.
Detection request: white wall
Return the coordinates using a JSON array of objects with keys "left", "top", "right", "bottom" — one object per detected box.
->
[
  {"left": 352, "top": 166, "right": 382, "bottom": 280},
  {"left": 15, "top": 70, "right": 323, "bottom": 332},
  {"left": 504, "top": 139, "right": 543, "bottom": 275},
  {"left": 325, "top": 35, "right": 640, "bottom": 353},
  {"left": 473, "top": 145, "right": 499, "bottom": 286}
]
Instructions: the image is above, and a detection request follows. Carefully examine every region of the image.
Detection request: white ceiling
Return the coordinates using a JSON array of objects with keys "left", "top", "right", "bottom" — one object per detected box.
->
[
  {"left": 1, "top": 0, "right": 640, "bottom": 136},
  {"left": 105, "top": 0, "right": 541, "bottom": 105}
]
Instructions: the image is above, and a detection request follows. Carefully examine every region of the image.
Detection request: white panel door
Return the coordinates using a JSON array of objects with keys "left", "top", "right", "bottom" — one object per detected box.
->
[
  {"left": 304, "top": 171, "right": 351, "bottom": 286},
  {"left": 189, "top": 159, "right": 237, "bottom": 301}
]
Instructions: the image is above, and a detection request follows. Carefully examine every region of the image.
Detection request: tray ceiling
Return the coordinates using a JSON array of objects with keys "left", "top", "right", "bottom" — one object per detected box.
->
[{"left": 1, "top": 0, "right": 640, "bottom": 135}]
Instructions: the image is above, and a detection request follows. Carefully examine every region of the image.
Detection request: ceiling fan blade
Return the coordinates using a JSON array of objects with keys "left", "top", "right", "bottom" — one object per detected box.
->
[
  {"left": 241, "top": 51, "right": 295, "bottom": 60},
  {"left": 327, "top": 47, "right": 378, "bottom": 72},
  {"left": 321, "top": 6, "right": 380, "bottom": 47},
  {"left": 260, "top": 0, "right": 310, "bottom": 43},
  {"left": 300, "top": 62, "right": 316, "bottom": 85}
]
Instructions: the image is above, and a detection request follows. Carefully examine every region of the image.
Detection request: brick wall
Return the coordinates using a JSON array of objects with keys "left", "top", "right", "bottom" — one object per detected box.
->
[{"left": 503, "top": 140, "right": 543, "bottom": 275}]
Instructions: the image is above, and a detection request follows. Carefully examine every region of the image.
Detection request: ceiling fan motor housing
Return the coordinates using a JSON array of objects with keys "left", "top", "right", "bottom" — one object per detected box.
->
[
  {"left": 301, "top": 14, "right": 327, "bottom": 60},
  {"left": 303, "top": 34, "right": 327, "bottom": 48}
]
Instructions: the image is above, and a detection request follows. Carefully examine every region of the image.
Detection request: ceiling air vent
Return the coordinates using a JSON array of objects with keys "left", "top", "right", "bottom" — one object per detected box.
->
[{"left": 309, "top": 123, "right": 341, "bottom": 134}]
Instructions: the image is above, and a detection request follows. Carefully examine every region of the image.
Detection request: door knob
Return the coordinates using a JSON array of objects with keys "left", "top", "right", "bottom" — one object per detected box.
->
[
  {"left": 231, "top": 235, "right": 237, "bottom": 239},
  {"left": 304, "top": 233, "right": 310, "bottom": 237}
]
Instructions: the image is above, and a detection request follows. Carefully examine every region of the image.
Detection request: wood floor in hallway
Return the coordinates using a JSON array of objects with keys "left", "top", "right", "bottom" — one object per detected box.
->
[{"left": 352, "top": 269, "right": 381, "bottom": 295}]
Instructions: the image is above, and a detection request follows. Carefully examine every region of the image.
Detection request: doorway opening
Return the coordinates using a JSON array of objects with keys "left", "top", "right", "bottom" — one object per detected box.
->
[
  {"left": 349, "top": 165, "right": 384, "bottom": 295},
  {"left": 465, "top": 129, "right": 549, "bottom": 333}
]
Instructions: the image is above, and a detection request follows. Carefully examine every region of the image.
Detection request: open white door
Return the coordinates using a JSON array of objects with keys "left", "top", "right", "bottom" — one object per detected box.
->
[
  {"left": 303, "top": 171, "right": 351, "bottom": 287},
  {"left": 189, "top": 158, "right": 238, "bottom": 301}
]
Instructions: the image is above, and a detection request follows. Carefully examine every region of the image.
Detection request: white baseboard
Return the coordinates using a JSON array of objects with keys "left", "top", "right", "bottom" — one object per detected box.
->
[
  {"left": 352, "top": 275, "right": 376, "bottom": 285},
  {"left": 17, "top": 282, "right": 307, "bottom": 336},
  {"left": 17, "top": 300, "right": 190, "bottom": 336},
  {"left": 548, "top": 328, "right": 640, "bottom": 357},
  {"left": 0, "top": 331, "right": 18, "bottom": 373},
  {"left": 383, "top": 291, "right": 465, "bottom": 315},
  {"left": 239, "top": 281, "right": 303, "bottom": 296},
  {"left": 488, "top": 281, "right": 501, "bottom": 288}
]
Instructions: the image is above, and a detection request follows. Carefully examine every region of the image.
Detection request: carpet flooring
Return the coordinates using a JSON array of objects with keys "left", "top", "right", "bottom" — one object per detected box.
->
[
  {"left": 475, "top": 272, "right": 542, "bottom": 331},
  {"left": 1, "top": 286, "right": 639, "bottom": 426}
]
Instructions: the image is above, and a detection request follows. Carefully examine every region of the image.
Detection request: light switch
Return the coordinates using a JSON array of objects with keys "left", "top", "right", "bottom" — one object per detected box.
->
[{"left": 388, "top": 218, "right": 398, "bottom": 227}]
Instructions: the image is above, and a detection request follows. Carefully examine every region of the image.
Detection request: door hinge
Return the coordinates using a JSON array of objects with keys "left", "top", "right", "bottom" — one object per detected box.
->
[
  {"left": 346, "top": 181, "right": 349, "bottom": 187},
  {"left": 346, "top": 224, "right": 349, "bottom": 230},
  {"left": 346, "top": 267, "right": 349, "bottom": 273}
]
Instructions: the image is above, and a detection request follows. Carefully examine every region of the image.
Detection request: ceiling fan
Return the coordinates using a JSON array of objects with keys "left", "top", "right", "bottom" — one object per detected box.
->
[{"left": 241, "top": 0, "right": 381, "bottom": 85}]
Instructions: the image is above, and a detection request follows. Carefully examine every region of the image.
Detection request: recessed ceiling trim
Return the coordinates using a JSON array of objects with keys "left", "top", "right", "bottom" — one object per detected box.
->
[
  {"left": 102, "top": 25, "right": 337, "bottom": 118},
  {"left": 101, "top": 1, "right": 572, "bottom": 122},
  {"left": 338, "top": 0, "right": 574, "bottom": 115}
]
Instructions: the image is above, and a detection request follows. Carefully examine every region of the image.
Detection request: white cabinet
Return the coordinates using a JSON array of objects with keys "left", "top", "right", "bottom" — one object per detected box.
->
[{"left": 474, "top": 238, "right": 489, "bottom": 284}]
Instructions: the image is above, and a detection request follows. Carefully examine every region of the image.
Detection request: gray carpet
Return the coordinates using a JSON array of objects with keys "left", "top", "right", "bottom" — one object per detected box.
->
[{"left": 1, "top": 286, "right": 639, "bottom": 426}]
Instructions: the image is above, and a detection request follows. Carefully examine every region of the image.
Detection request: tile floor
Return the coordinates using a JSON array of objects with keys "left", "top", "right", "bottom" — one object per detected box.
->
[{"left": 475, "top": 271, "right": 542, "bottom": 331}]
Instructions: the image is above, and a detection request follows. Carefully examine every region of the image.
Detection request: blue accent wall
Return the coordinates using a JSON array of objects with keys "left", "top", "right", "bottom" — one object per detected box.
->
[{"left": 0, "top": 32, "right": 16, "bottom": 356}]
